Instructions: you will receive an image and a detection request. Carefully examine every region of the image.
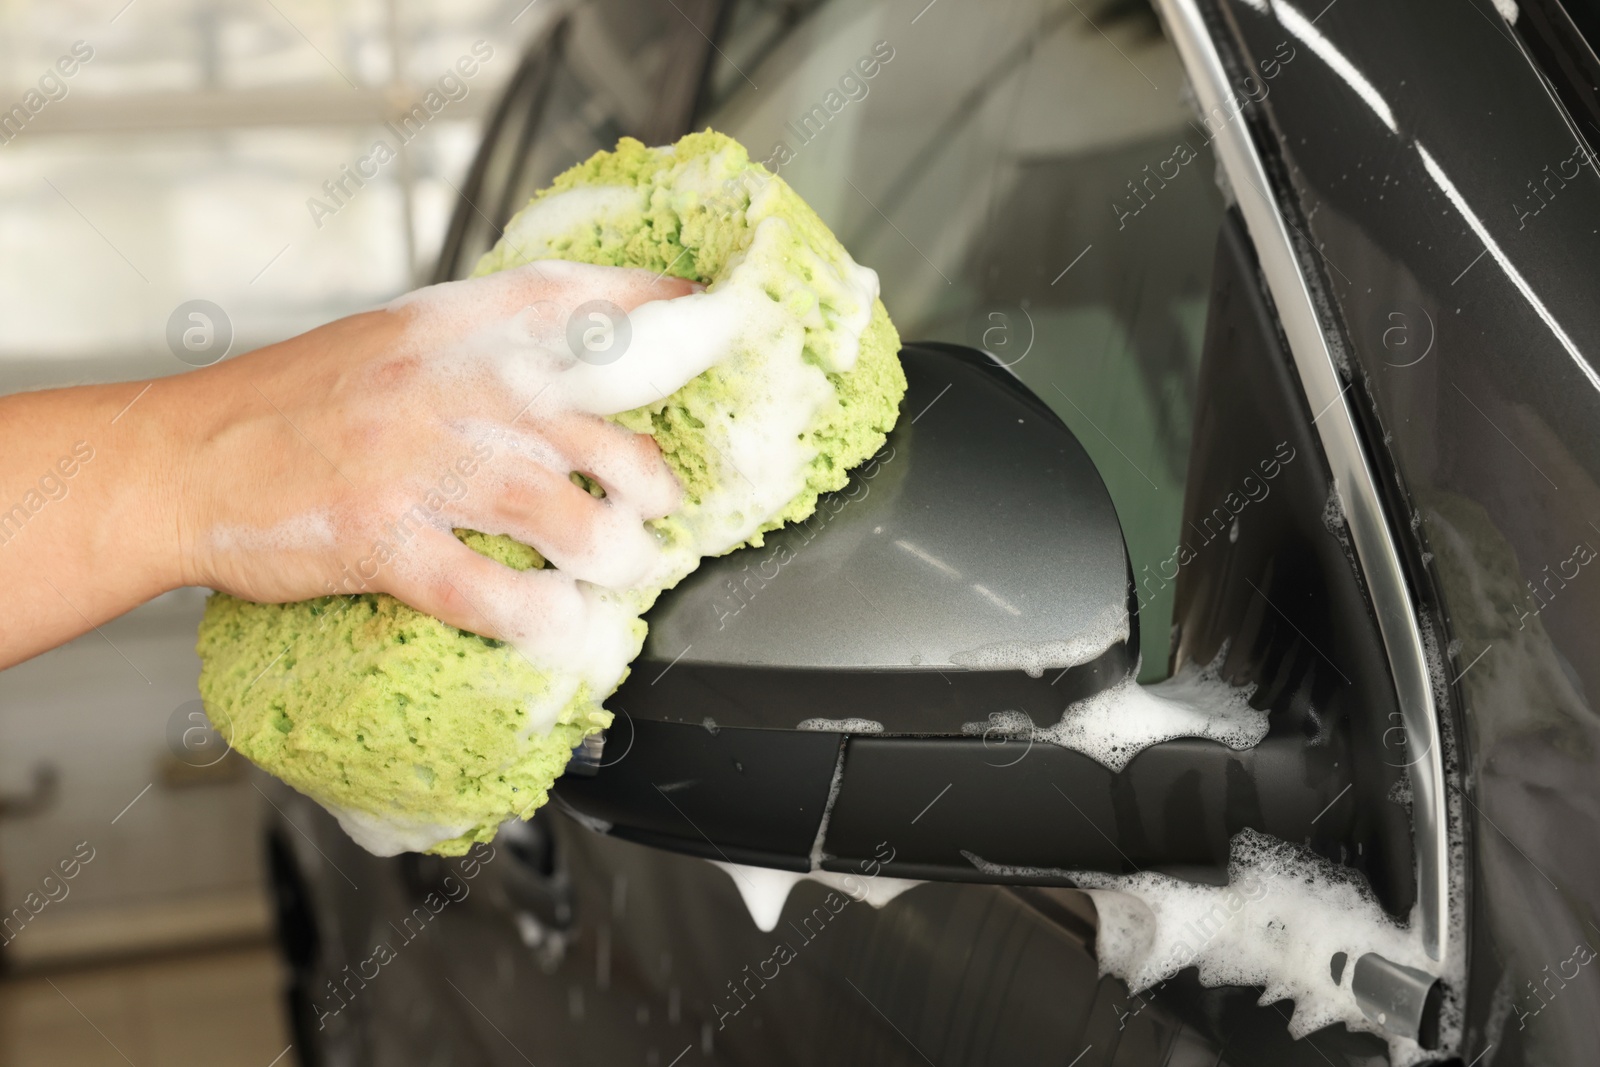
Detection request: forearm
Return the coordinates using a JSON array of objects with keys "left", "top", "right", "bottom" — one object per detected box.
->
[{"left": 0, "top": 378, "right": 193, "bottom": 668}]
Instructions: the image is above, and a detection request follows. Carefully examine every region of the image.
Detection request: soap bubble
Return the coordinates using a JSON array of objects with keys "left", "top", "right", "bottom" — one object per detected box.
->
[
  {"left": 983, "top": 732, "right": 1031, "bottom": 767},
  {"left": 513, "top": 298, "right": 566, "bottom": 346},
  {"left": 166, "top": 699, "right": 233, "bottom": 768},
  {"left": 165, "top": 299, "right": 233, "bottom": 366},
  {"left": 566, "top": 300, "right": 631, "bottom": 365},
  {"left": 979, "top": 710, "right": 1033, "bottom": 767}
]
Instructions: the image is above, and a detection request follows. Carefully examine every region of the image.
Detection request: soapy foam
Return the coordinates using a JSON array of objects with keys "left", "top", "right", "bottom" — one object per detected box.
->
[
  {"left": 711, "top": 742, "right": 921, "bottom": 935},
  {"left": 710, "top": 862, "right": 922, "bottom": 932},
  {"left": 959, "top": 851, "right": 1077, "bottom": 882},
  {"left": 964, "top": 648, "right": 1265, "bottom": 772},
  {"left": 1040, "top": 656, "right": 1265, "bottom": 771},
  {"left": 514, "top": 670, "right": 583, "bottom": 739},
  {"left": 951, "top": 602, "right": 1130, "bottom": 677},
  {"left": 326, "top": 801, "right": 477, "bottom": 858},
  {"left": 1071, "top": 830, "right": 1438, "bottom": 1064},
  {"left": 796, "top": 718, "right": 885, "bottom": 732},
  {"left": 1322, "top": 481, "right": 1352, "bottom": 555},
  {"left": 495, "top": 185, "right": 644, "bottom": 261},
  {"left": 964, "top": 830, "right": 1439, "bottom": 1064},
  {"left": 308, "top": 154, "right": 885, "bottom": 854},
  {"left": 1416, "top": 612, "right": 1467, "bottom": 1057},
  {"left": 809, "top": 747, "right": 847, "bottom": 872},
  {"left": 665, "top": 148, "right": 877, "bottom": 377}
]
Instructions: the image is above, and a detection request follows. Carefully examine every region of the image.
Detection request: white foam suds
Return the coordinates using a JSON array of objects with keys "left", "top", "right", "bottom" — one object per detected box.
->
[
  {"left": 965, "top": 649, "right": 1265, "bottom": 772},
  {"left": 1322, "top": 482, "right": 1351, "bottom": 552},
  {"left": 808, "top": 748, "right": 848, "bottom": 871},
  {"left": 1414, "top": 610, "right": 1467, "bottom": 1056},
  {"left": 1069, "top": 829, "right": 1439, "bottom": 1065},
  {"left": 962, "top": 831, "right": 1441, "bottom": 1063},
  {"left": 959, "top": 851, "right": 1070, "bottom": 881},
  {"left": 1042, "top": 657, "right": 1265, "bottom": 771},
  {"left": 515, "top": 671, "right": 583, "bottom": 738},
  {"left": 325, "top": 802, "right": 476, "bottom": 857},
  {"left": 951, "top": 603, "right": 1129, "bottom": 678},
  {"left": 796, "top": 718, "right": 884, "bottom": 732},
  {"left": 710, "top": 862, "right": 922, "bottom": 932},
  {"left": 1386, "top": 773, "right": 1412, "bottom": 809},
  {"left": 496, "top": 185, "right": 644, "bottom": 260}
]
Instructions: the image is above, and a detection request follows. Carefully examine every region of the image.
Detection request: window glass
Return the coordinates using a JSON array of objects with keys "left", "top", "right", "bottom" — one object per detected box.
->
[
  {"left": 433, "top": 0, "right": 711, "bottom": 279},
  {"left": 701, "top": 0, "right": 1224, "bottom": 680}
]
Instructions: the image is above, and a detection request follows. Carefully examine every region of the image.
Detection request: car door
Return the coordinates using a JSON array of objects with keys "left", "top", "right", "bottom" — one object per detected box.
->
[{"left": 1195, "top": 1, "right": 1600, "bottom": 1064}]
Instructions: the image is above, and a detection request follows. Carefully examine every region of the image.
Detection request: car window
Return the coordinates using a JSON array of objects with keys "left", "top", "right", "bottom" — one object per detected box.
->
[
  {"left": 435, "top": 0, "right": 716, "bottom": 281},
  {"left": 699, "top": 0, "right": 1225, "bottom": 680}
]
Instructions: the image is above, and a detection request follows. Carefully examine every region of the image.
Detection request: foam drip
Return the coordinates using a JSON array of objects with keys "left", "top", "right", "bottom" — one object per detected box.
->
[
  {"left": 705, "top": 742, "right": 922, "bottom": 934},
  {"left": 710, "top": 862, "right": 922, "bottom": 933}
]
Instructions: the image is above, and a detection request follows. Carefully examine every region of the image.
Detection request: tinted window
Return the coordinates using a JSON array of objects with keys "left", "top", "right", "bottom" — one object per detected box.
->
[{"left": 436, "top": 0, "right": 713, "bottom": 280}]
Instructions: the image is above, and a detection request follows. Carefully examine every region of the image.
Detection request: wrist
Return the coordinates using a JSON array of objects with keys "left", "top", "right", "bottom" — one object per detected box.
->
[{"left": 101, "top": 369, "right": 223, "bottom": 596}]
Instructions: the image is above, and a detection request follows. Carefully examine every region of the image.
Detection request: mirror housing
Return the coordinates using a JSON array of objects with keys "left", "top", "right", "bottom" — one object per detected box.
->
[{"left": 608, "top": 341, "right": 1137, "bottom": 732}]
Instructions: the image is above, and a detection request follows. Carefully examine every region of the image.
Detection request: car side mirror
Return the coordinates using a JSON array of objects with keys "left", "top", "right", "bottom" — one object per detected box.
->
[
  {"left": 553, "top": 343, "right": 1337, "bottom": 890},
  {"left": 550, "top": 207, "right": 1454, "bottom": 1045},
  {"left": 553, "top": 342, "right": 1142, "bottom": 871}
]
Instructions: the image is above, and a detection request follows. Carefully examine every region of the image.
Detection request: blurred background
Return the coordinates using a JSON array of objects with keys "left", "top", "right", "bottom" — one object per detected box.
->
[
  {"left": 0, "top": 0, "right": 1219, "bottom": 1062},
  {"left": 0, "top": 3, "right": 554, "bottom": 1063}
]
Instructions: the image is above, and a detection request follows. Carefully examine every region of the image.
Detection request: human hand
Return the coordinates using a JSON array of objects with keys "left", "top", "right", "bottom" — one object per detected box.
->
[{"left": 174, "top": 262, "right": 698, "bottom": 655}]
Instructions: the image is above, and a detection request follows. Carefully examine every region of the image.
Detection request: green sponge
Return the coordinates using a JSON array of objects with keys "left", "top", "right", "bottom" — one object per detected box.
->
[{"left": 197, "top": 131, "right": 906, "bottom": 855}]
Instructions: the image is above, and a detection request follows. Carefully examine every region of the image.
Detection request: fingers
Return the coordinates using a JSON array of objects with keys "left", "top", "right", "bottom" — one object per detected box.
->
[
  {"left": 457, "top": 450, "right": 663, "bottom": 589},
  {"left": 385, "top": 257, "right": 713, "bottom": 423},
  {"left": 390, "top": 262, "right": 698, "bottom": 351},
  {"left": 537, "top": 412, "right": 681, "bottom": 519},
  {"left": 381, "top": 526, "right": 639, "bottom": 682},
  {"left": 370, "top": 262, "right": 699, "bottom": 594},
  {"left": 533, "top": 262, "right": 699, "bottom": 313},
  {"left": 546, "top": 282, "right": 763, "bottom": 415},
  {"left": 382, "top": 525, "right": 589, "bottom": 656}
]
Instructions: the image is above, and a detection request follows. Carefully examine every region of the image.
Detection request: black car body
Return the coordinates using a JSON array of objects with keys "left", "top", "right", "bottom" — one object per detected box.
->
[{"left": 263, "top": 1, "right": 1600, "bottom": 1064}]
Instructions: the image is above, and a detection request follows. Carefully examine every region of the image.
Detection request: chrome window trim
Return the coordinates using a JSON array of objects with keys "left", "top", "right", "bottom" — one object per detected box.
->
[{"left": 1154, "top": 0, "right": 1449, "bottom": 963}]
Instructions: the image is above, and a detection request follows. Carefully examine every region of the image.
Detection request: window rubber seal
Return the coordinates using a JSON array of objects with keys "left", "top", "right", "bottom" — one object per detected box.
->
[{"left": 1153, "top": 0, "right": 1450, "bottom": 965}]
